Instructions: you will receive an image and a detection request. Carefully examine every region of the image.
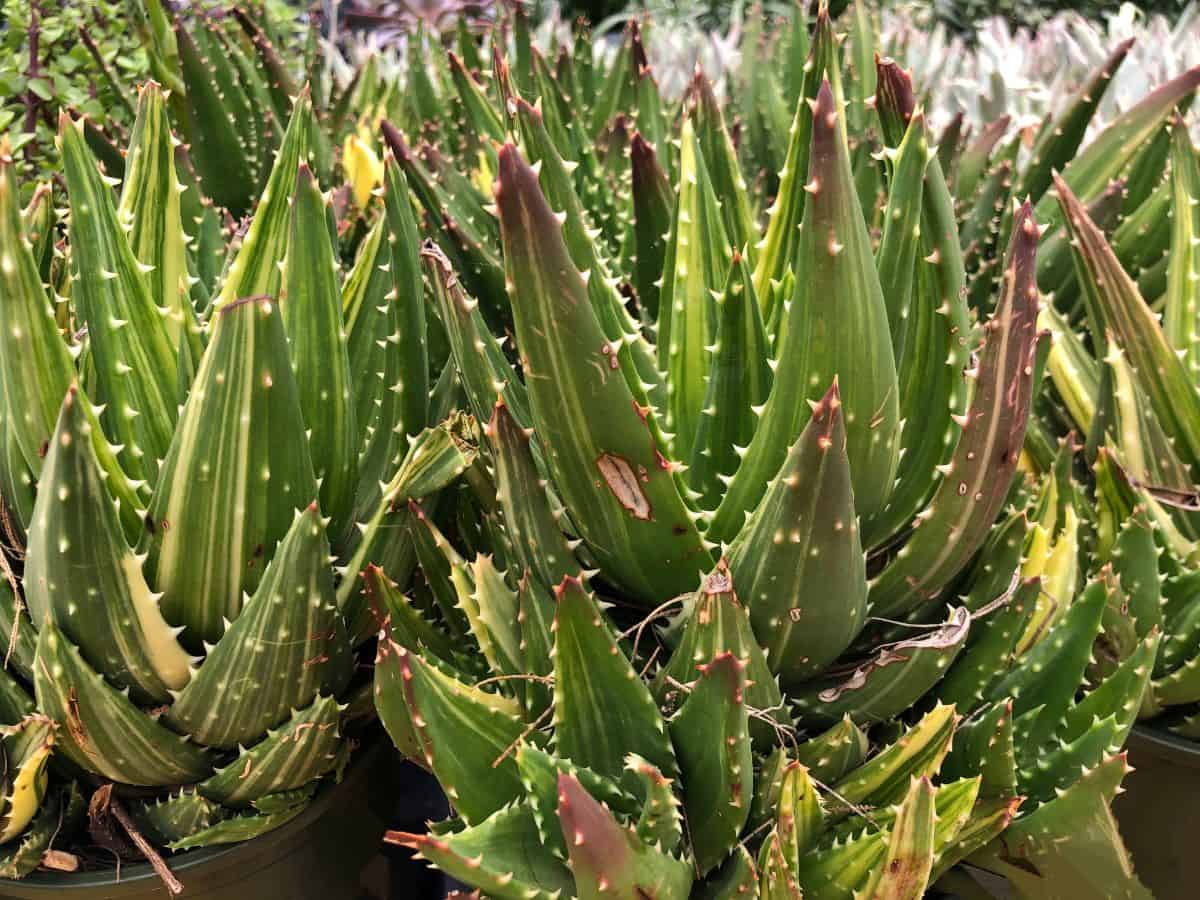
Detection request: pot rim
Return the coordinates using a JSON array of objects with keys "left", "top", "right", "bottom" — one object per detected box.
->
[
  {"left": 0, "top": 731, "right": 388, "bottom": 889},
  {"left": 1129, "top": 722, "right": 1200, "bottom": 768}
]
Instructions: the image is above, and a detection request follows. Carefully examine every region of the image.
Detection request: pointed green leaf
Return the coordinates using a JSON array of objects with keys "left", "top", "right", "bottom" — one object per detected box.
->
[
  {"left": 168, "top": 801, "right": 307, "bottom": 851},
  {"left": 859, "top": 776, "right": 937, "bottom": 900},
  {"left": 167, "top": 21, "right": 256, "bottom": 216},
  {"left": 793, "top": 716, "right": 870, "bottom": 784},
  {"left": 340, "top": 413, "right": 480, "bottom": 617},
  {"left": 955, "top": 116, "right": 1012, "bottom": 204},
  {"left": 373, "top": 628, "right": 423, "bottom": 764},
  {"left": 714, "top": 78, "right": 900, "bottom": 539},
  {"left": 214, "top": 89, "right": 312, "bottom": 308},
  {"left": 448, "top": 50, "right": 505, "bottom": 144},
  {"left": 119, "top": 81, "right": 202, "bottom": 367},
  {"left": 730, "top": 381, "right": 867, "bottom": 683},
  {"left": 986, "top": 576, "right": 1107, "bottom": 744},
  {"left": 397, "top": 645, "right": 526, "bottom": 824},
  {"left": 166, "top": 504, "right": 350, "bottom": 748},
  {"left": 869, "top": 202, "right": 1043, "bottom": 618},
  {"left": 1036, "top": 64, "right": 1200, "bottom": 236},
  {"left": 34, "top": 621, "right": 212, "bottom": 785},
  {"left": 61, "top": 113, "right": 178, "bottom": 480},
  {"left": 495, "top": 143, "right": 710, "bottom": 604},
  {"left": 687, "top": 250, "right": 772, "bottom": 511},
  {"left": 551, "top": 576, "right": 676, "bottom": 781},
  {"left": 759, "top": 829, "right": 803, "bottom": 899},
  {"left": 1059, "top": 171, "right": 1200, "bottom": 475},
  {"left": 872, "top": 109, "right": 973, "bottom": 547},
  {"left": 0, "top": 150, "right": 74, "bottom": 497},
  {"left": 1016, "top": 39, "right": 1133, "bottom": 205},
  {"left": 690, "top": 71, "right": 755, "bottom": 260},
  {"left": 25, "top": 385, "right": 190, "bottom": 704},
  {"left": 145, "top": 295, "right": 317, "bottom": 646},
  {"left": 200, "top": 694, "right": 342, "bottom": 806},
  {"left": 381, "top": 123, "right": 508, "bottom": 328},
  {"left": 387, "top": 803, "right": 574, "bottom": 900},
  {"left": 668, "top": 652, "right": 752, "bottom": 874},
  {"left": 382, "top": 156, "right": 429, "bottom": 444},
  {"left": 131, "top": 789, "right": 229, "bottom": 847},
  {"left": 513, "top": 97, "right": 666, "bottom": 433},
  {"left": 776, "top": 761, "right": 825, "bottom": 865},
  {"left": 875, "top": 111, "right": 928, "bottom": 356},
  {"left": 488, "top": 399, "right": 579, "bottom": 596},
  {"left": 752, "top": 8, "right": 837, "bottom": 302},
  {"left": 970, "top": 754, "right": 1149, "bottom": 900},
  {"left": 422, "top": 243, "right": 531, "bottom": 430},
  {"left": 515, "top": 743, "right": 637, "bottom": 860},
  {"left": 830, "top": 705, "right": 957, "bottom": 815},
  {"left": 557, "top": 771, "right": 695, "bottom": 900},
  {"left": 19, "top": 179, "right": 54, "bottom": 285},
  {"left": 630, "top": 133, "right": 673, "bottom": 322},
  {"left": 655, "top": 561, "right": 787, "bottom": 750},
  {"left": 795, "top": 824, "right": 888, "bottom": 900},
  {"left": 283, "top": 165, "right": 357, "bottom": 534},
  {"left": 344, "top": 219, "right": 402, "bottom": 523},
  {"left": 1165, "top": 120, "right": 1200, "bottom": 378},
  {"left": 945, "top": 700, "right": 1019, "bottom": 800}
]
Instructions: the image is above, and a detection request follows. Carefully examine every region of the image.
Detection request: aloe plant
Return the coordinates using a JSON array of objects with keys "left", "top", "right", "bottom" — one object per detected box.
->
[
  {"left": 371, "top": 6, "right": 1157, "bottom": 897},
  {"left": 1037, "top": 147, "right": 1200, "bottom": 744},
  {"left": 0, "top": 75, "right": 466, "bottom": 864}
]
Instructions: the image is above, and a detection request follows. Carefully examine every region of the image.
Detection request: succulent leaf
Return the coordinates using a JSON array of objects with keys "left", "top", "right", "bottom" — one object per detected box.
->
[
  {"left": 119, "top": 81, "right": 202, "bottom": 370},
  {"left": 729, "top": 381, "right": 867, "bottom": 683},
  {"left": 655, "top": 561, "right": 787, "bottom": 750},
  {"left": 34, "top": 621, "right": 212, "bottom": 785},
  {"left": 199, "top": 694, "right": 342, "bottom": 806},
  {"left": 714, "top": 78, "right": 900, "bottom": 540},
  {"left": 656, "top": 121, "right": 731, "bottom": 461},
  {"left": 283, "top": 165, "right": 358, "bottom": 537},
  {"left": 165, "top": 504, "right": 351, "bottom": 748},
  {"left": 144, "top": 294, "right": 317, "bottom": 646},
  {"left": 25, "top": 385, "right": 190, "bottom": 704},
  {"left": 61, "top": 113, "right": 179, "bottom": 482},
  {"left": 668, "top": 652, "right": 752, "bottom": 875},
  {"left": 858, "top": 776, "right": 937, "bottom": 900},
  {"left": 556, "top": 771, "right": 695, "bottom": 900},
  {"left": 0, "top": 153, "right": 74, "bottom": 506},
  {"left": 381, "top": 156, "right": 430, "bottom": 449},
  {"left": 494, "top": 144, "right": 710, "bottom": 603},
  {"left": 397, "top": 645, "right": 526, "bottom": 825},
  {"left": 687, "top": 250, "right": 772, "bottom": 512},
  {"left": 869, "top": 202, "right": 1042, "bottom": 619},
  {"left": 551, "top": 576, "right": 676, "bottom": 781}
]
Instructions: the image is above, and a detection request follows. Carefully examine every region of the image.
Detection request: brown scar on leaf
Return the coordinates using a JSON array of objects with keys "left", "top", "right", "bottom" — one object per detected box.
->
[
  {"left": 66, "top": 688, "right": 88, "bottom": 746},
  {"left": 596, "top": 453, "right": 653, "bottom": 520}
]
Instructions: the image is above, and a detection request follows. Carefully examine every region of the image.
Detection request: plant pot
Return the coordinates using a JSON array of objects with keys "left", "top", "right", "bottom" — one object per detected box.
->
[
  {"left": 0, "top": 730, "right": 405, "bottom": 900},
  {"left": 1113, "top": 723, "right": 1200, "bottom": 900}
]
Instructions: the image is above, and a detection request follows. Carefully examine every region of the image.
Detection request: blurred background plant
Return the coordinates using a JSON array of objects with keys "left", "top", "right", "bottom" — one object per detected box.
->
[
  {"left": 0, "top": 0, "right": 307, "bottom": 199},
  {"left": 0, "top": 0, "right": 148, "bottom": 194}
]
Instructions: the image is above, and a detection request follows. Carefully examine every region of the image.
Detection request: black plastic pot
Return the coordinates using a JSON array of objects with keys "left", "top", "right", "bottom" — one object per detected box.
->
[
  {"left": 0, "top": 732, "right": 406, "bottom": 900},
  {"left": 1113, "top": 724, "right": 1200, "bottom": 900}
]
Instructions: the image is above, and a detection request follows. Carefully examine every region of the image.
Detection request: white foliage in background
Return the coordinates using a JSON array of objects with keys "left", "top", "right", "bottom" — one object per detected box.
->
[
  {"left": 888, "top": 2, "right": 1200, "bottom": 139},
  {"left": 318, "top": 0, "right": 1200, "bottom": 141}
]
